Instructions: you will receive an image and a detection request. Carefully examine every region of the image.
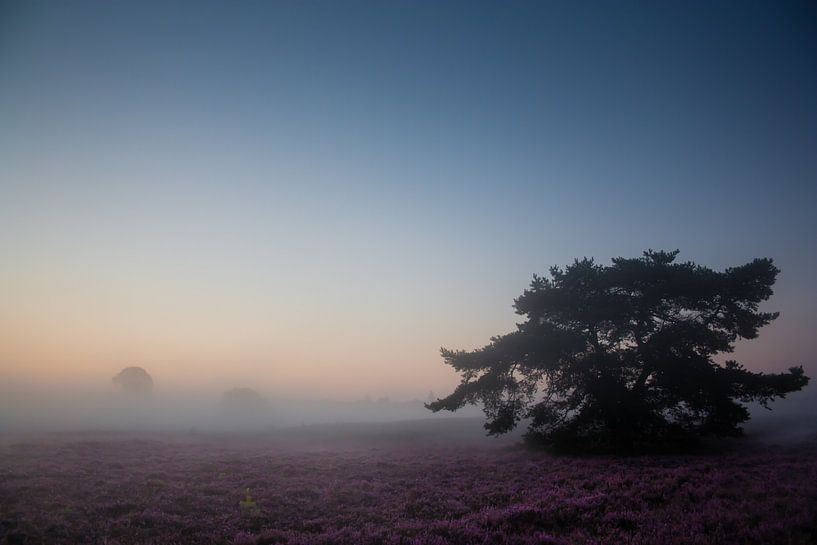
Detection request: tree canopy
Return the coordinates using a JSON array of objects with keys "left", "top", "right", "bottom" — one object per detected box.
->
[
  {"left": 427, "top": 250, "right": 808, "bottom": 451},
  {"left": 112, "top": 366, "right": 154, "bottom": 396},
  {"left": 222, "top": 387, "right": 267, "bottom": 411}
]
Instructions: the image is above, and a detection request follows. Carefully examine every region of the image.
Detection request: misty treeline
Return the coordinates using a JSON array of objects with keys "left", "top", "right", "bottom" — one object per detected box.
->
[
  {"left": 111, "top": 368, "right": 268, "bottom": 411},
  {"left": 429, "top": 250, "right": 809, "bottom": 452},
  {"left": 0, "top": 377, "right": 468, "bottom": 433}
]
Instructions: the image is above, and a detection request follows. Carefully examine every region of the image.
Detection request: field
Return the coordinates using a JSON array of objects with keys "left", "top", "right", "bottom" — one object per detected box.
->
[{"left": 1, "top": 421, "right": 816, "bottom": 545}]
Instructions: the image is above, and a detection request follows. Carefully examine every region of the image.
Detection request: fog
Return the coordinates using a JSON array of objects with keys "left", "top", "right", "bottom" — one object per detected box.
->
[
  {"left": 1, "top": 378, "right": 814, "bottom": 447},
  {"left": 0, "top": 379, "right": 485, "bottom": 435},
  {"left": 743, "top": 389, "right": 817, "bottom": 443}
]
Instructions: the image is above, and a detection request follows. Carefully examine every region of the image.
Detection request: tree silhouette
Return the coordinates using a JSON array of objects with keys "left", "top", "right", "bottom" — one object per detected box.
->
[
  {"left": 112, "top": 366, "right": 154, "bottom": 396},
  {"left": 427, "top": 250, "right": 809, "bottom": 451},
  {"left": 221, "top": 387, "right": 266, "bottom": 410}
]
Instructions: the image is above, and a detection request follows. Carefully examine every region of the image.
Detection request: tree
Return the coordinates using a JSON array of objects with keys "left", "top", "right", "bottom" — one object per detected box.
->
[
  {"left": 112, "top": 366, "right": 154, "bottom": 396},
  {"left": 427, "top": 250, "right": 809, "bottom": 452},
  {"left": 221, "top": 387, "right": 266, "bottom": 411}
]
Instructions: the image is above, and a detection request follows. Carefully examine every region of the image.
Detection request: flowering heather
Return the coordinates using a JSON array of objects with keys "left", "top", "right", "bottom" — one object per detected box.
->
[{"left": 1, "top": 432, "right": 816, "bottom": 545}]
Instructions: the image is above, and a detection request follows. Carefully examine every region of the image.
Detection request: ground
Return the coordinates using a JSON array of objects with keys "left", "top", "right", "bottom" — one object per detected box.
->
[{"left": 1, "top": 420, "right": 816, "bottom": 545}]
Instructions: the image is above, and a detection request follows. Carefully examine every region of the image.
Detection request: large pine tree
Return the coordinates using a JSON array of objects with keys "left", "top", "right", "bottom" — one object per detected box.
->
[{"left": 427, "top": 250, "right": 808, "bottom": 451}]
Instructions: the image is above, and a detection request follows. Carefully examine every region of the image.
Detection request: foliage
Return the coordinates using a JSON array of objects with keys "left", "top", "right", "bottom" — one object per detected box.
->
[
  {"left": 0, "top": 436, "right": 816, "bottom": 544},
  {"left": 427, "top": 250, "right": 809, "bottom": 451},
  {"left": 222, "top": 388, "right": 267, "bottom": 410},
  {"left": 112, "top": 367, "right": 154, "bottom": 396},
  {"left": 224, "top": 388, "right": 264, "bottom": 402}
]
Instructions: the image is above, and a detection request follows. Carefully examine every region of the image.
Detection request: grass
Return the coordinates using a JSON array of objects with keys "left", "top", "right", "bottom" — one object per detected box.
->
[{"left": 0, "top": 427, "right": 815, "bottom": 544}]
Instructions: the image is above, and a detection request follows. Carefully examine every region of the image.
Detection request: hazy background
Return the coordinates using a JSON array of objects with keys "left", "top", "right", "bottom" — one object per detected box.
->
[{"left": 1, "top": 1, "right": 815, "bottom": 427}]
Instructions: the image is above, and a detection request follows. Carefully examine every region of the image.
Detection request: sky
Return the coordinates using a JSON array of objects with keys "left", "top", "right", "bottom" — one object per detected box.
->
[{"left": 1, "top": 1, "right": 816, "bottom": 400}]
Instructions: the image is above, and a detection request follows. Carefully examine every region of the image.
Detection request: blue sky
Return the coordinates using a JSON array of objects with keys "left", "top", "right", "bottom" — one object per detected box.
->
[{"left": 1, "top": 1, "right": 815, "bottom": 397}]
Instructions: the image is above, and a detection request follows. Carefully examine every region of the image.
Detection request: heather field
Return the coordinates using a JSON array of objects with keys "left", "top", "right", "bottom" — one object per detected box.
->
[{"left": 1, "top": 424, "right": 816, "bottom": 545}]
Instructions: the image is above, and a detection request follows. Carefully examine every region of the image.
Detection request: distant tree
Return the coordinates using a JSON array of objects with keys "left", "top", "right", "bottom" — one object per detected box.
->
[
  {"left": 222, "top": 387, "right": 266, "bottom": 411},
  {"left": 112, "top": 366, "right": 154, "bottom": 396},
  {"left": 427, "top": 250, "right": 809, "bottom": 452}
]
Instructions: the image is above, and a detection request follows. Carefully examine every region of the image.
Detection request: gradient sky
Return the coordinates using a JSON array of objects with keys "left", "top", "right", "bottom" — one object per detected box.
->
[{"left": 1, "top": 1, "right": 816, "bottom": 399}]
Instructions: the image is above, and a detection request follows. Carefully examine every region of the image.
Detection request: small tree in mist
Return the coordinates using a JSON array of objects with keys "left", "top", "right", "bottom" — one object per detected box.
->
[
  {"left": 222, "top": 388, "right": 266, "bottom": 411},
  {"left": 427, "top": 250, "right": 809, "bottom": 452},
  {"left": 112, "top": 366, "right": 154, "bottom": 396}
]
